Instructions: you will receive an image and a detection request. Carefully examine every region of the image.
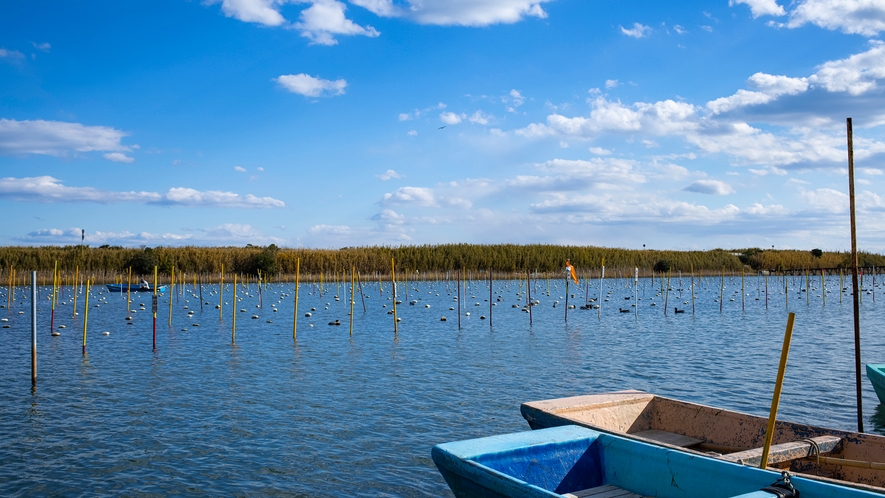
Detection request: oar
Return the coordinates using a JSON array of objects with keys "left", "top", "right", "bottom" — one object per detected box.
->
[{"left": 760, "top": 312, "right": 796, "bottom": 469}]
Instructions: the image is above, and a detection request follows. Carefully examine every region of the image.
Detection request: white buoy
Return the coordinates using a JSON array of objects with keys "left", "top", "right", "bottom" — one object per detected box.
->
[{"left": 102, "top": 331, "right": 110, "bottom": 335}]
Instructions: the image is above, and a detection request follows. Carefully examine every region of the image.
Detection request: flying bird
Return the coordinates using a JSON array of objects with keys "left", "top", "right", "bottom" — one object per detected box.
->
[{"left": 438, "top": 126, "right": 446, "bottom": 130}]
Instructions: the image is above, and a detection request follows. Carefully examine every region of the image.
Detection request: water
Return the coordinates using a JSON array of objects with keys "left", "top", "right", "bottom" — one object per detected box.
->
[{"left": 1, "top": 275, "right": 884, "bottom": 496}]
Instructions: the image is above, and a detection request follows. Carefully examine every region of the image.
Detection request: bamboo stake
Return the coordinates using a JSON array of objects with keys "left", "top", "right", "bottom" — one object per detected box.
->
[
  {"left": 760, "top": 312, "right": 796, "bottom": 469},
  {"left": 152, "top": 266, "right": 158, "bottom": 351},
  {"left": 527, "top": 270, "right": 533, "bottom": 326},
  {"left": 392, "top": 258, "right": 398, "bottom": 333},
  {"left": 232, "top": 273, "right": 237, "bottom": 344},
  {"left": 82, "top": 279, "right": 91, "bottom": 355},
  {"left": 488, "top": 267, "right": 493, "bottom": 327},
  {"left": 219, "top": 264, "right": 224, "bottom": 321},
  {"left": 73, "top": 265, "right": 79, "bottom": 318},
  {"left": 169, "top": 266, "right": 174, "bottom": 327},
  {"left": 350, "top": 266, "right": 355, "bottom": 337},
  {"left": 126, "top": 266, "right": 131, "bottom": 315},
  {"left": 51, "top": 261, "right": 57, "bottom": 334},
  {"left": 293, "top": 258, "right": 300, "bottom": 342},
  {"left": 31, "top": 271, "right": 37, "bottom": 386},
  {"left": 847, "top": 117, "right": 864, "bottom": 433}
]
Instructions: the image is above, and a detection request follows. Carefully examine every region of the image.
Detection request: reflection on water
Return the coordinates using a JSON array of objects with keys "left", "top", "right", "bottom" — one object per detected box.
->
[{"left": 0, "top": 277, "right": 883, "bottom": 496}]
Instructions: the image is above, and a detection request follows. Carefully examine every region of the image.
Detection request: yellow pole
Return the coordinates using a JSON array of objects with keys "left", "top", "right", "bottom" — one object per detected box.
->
[
  {"left": 350, "top": 266, "right": 355, "bottom": 336},
  {"left": 232, "top": 273, "right": 237, "bottom": 344},
  {"left": 293, "top": 258, "right": 300, "bottom": 341},
  {"left": 219, "top": 264, "right": 224, "bottom": 320},
  {"left": 760, "top": 312, "right": 796, "bottom": 469},
  {"left": 392, "top": 258, "right": 398, "bottom": 333},
  {"left": 73, "top": 265, "right": 79, "bottom": 318},
  {"left": 168, "top": 266, "right": 175, "bottom": 326},
  {"left": 82, "top": 279, "right": 91, "bottom": 355}
]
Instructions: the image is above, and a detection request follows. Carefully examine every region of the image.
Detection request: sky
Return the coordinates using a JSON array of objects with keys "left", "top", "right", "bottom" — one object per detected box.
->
[{"left": 2, "top": 0, "right": 885, "bottom": 251}]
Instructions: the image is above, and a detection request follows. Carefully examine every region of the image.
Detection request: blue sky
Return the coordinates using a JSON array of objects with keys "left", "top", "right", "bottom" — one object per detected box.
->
[{"left": 2, "top": 0, "right": 885, "bottom": 251}]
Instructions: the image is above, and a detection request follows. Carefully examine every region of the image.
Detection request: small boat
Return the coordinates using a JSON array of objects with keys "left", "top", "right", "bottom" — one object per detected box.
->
[
  {"left": 106, "top": 284, "right": 167, "bottom": 293},
  {"left": 866, "top": 364, "right": 885, "bottom": 404},
  {"left": 432, "top": 425, "right": 878, "bottom": 497},
  {"left": 521, "top": 391, "right": 885, "bottom": 492}
]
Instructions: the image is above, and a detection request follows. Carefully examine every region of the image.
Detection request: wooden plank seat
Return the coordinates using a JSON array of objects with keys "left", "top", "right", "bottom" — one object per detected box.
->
[
  {"left": 720, "top": 435, "right": 841, "bottom": 466},
  {"left": 563, "top": 484, "right": 646, "bottom": 498},
  {"left": 632, "top": 429, "right": 703, "bottom": 448}
]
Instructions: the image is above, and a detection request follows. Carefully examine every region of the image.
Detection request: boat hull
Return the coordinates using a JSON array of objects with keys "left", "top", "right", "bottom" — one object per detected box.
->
[
  {"left": 521, "top": 390, "right": 885, "bottom": 491},
  {"left": 866, "top": 364, "right": 885, "bottom": 404},
  {"left": 433, "top": 425, "right": 879, "bottom": 498}
]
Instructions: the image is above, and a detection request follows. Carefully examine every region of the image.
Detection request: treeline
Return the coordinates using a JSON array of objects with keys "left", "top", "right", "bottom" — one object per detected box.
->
[{"left": 1, "top": 244, "right": 883, "bottom": 278}]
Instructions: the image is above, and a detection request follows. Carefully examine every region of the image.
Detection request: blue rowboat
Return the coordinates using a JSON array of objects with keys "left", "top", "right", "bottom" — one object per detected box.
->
[
  {"left": 432, "top": 425, "right": 881, "bottom": 498},
  {"left": 866, "top": 364, "right": 885, "bottom": 404},
  {"left": 106, "top": 284, "right": 167, "bottom": 293}
]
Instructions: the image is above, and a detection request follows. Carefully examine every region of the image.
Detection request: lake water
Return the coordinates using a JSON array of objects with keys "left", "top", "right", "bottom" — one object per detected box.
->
[{"left": 1, "top": 274, "right": 884, "bottom": 496}]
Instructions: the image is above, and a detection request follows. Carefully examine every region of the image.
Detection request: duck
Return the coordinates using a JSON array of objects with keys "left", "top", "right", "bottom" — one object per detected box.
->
[{"left": 674, "top": 308, "right": 685, "bottom": 314}]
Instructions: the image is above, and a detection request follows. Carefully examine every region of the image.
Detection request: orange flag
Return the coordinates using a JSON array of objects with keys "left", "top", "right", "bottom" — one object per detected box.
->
[{"left": 565, "top": 259, "right": 578, "bottom": 285}]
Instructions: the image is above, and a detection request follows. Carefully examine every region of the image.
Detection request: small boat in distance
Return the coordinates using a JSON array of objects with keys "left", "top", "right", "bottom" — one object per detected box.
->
[
  {"left": 521, "top": 390, "right": 885, "bottom": 492},
  {"left": 432, "top": 425, "right": 879, "bottom": 498},
  {"left": 106, "top": 284, "right": 167, "bottom": 293},
  {"left": 866, "top": 364, "right": 885, "bottom": 404}
]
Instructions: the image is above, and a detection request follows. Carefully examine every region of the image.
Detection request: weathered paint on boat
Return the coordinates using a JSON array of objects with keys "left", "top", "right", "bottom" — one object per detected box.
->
[
  {"left": 432, "top": 425, "right": 881, "bottom": 498},
  {"left": 105, "top": 284, "right": 167, "bottom": 293},
  {"left": 521, "top": 390, "right": 885, "bottom": 492},
  {"left": 867, "top": 364, "right": 885, "bottom": 404}
]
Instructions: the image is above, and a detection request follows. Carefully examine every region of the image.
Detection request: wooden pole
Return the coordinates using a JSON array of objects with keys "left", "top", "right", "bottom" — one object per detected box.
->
[
  {"left": 457, "top": 269, "right": 461, "bottom": 330},
  {"left": 126, "top": 266, "right": 131, "bottom": 315},
  {"left": 488, "top": 267, "right": 492, "bottom": 327},
  {"left": 598, "top": 259, "right": 604, "bottom": 319},
  {"left": 73, "top": 265, "right": 79, "bottom": 318},
  {"left": 847, "top": 117, "right": 864, "bottom": 433},
  {"left": 760, "top": 312, "right": 796, "bottom": 469},
  {"left": 31, "top": 271, "right": 37, "bottom": 386},
  {"left": 350, "top": 266, "right": 355, "bottom": 337},
  {"left": 168, "top": 266, "right": 174, "bottom": 327},
  {"left": 293, "top": 258, "right": 300, "bottom": 342},
  {"left": 50, "top": 261, "right": 57, "bottom": 334},
  {"left": 527, "top": 270, "right": 533, "bottom": 326},
  {"left": 219, "top": 264, "right": 224, "bottom": 321},
  {"left": 82, "top": 278, "right": 91, "bottom": 355},
  {"left": 391, "top": 258, "right": 398, "bottom": 333},
  {"left": 232, "top": 273, "right": 237, "bottom": 344}
]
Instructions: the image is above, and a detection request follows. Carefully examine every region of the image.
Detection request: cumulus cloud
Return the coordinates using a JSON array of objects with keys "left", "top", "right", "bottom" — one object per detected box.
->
[
  {"left": 294, "top": 0, "right": 380, "bottom": 45},
  {"left": 440, "top": 111, "right": 464, "bottom": 125},
  {"left": 103, "top": 152, "right": 135, "bottom": 163},
  {"left": 376, "top": 169, "right": 402, "bottom": 180},
  {"left": 31, "top": 42, "right": 51, "bottom": 52},
  {"left": 588, "top": 146, "right": 612, "bottom": 155},
  {"left": 782, "top": 0, "right": 885, "bottom": 36},
  {"left": 19, "top": 223, "right": 285, "bottom": 246},
  {"left": 808, "top": 41, "right": 885, "bottom": 95},
  {"left": 407, "top": 130, "right": 417, "bottom": 136},
  {"left": 468, "top": 110, "right": 491, "bottom": 125},
  {"left": 380, "top": 185, "right": 471, "bottom": 208},
  {"left": 212, "top": 0, "right": 287, "bottom": 26},
  {"left": 0, "top": 176, "right": 285, "bottom": 208},
  {"left": 620, "top": 23, "right": 651, "bottom": 38},
  {"left": 352, "top": 0, "right": 550, "bottom": 26},
  {"left": 707, "top": 72, "right": 808, "bottom": 113},
  {"left": 683, "top": 179, "right": 736, "bottom": 195},
  {"left": 235, "top": 165, "right": 247, "bottom": 172},
  {"left": 0, "top": 119, "right": 130, "bottom": 157},
  {"left": 274, "top": 73, "right": 347, "bottom": 97},
  {"left": 729, "top": 0, "right": 785, "bottom": 18},
  {"left": 605, "top": 79, "right": 619, "bottom": 89}
]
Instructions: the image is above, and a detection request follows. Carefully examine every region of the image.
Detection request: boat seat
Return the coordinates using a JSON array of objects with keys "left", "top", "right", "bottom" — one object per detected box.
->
[
  {"left": 721, "top": 435, "right": 841, "bottom": 466},
  {"left": 631, "top": 429, "right": 703, "bottom": 448},
  {"left": 563, "top": 484, "right": 647, "bottom": 498}
]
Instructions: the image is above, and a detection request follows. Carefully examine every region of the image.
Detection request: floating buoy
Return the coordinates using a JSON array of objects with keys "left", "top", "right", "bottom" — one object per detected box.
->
[
  {"left": 396, "top": 317, "right": 402, "bottom": 322},
  {"left": 480, "top": 315, "right": 486, "bottom": 320},
  {"left": 0, "top": 318, "right": 7, "bottom": 322},
  {"left": 465, "top": 312, "right": 470, "bottom": 316},
  {"left": 102, "top": 331, "right": 110, "bottom": 335},
  {"left": 2, "top": 325, "right": 9, "bottom": 329},
  {"left": 266, "top": 320, "right": 272, "bottom": 323},
  {"left": 240, "top": 309, "right": 246, "bottom": 312},
  {"left": 193, "top": 323, "right": 200, "bottom": 327},
  {"left": 329, "top": 320, "right": 341, "bottom": 326},
  {"left": 59, "top": 325, "right": 66, "bottom": 329},
  {"left": 305, "top": 312, "right": 312, "bottom": 317},
  {"left": 440, "top": 317, "right": 447, "bottom": 321},
  {"left": 251, "top": 315, "right": 259, "bottom": 319},
  {"left": 273, "top": 309, "right": 278, "bottom": 312},
  {"left": 181, "top": 328, "right": 187, "bottom": 331},
  {"left": 425, "top": 304, "right": 430, "bottom": 308},
  {"left": 51, "top": 331, "right": 60, "bottom": 336},
  {"left": 127, "top": 322, "right": 134, "bottom": 325},
  {"left": 215, "top": 305, "right": 221, "bottom": 308},
  {"left": 449, "top": 307, "right": 455, "bottom": 310}
]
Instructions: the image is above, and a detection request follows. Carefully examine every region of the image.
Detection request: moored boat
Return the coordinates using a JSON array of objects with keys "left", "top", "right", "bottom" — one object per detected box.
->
[
  {"left": 106, "top": 284, "right": 167, "bottom": 293},
  {"left": 521, "top": 390, "right": 885, "bottom": 492},
  {"left": 433, "top": 424, "right": 880, "bottom": 498},
  {"left": 867, "top": 364, "right": 885, "bottom": 404}
]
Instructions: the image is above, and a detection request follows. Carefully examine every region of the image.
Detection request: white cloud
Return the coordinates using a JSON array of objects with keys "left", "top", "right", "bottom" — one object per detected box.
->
[
  {"left": 808, "top": 42, "right": 885, "bottom": 95},
  {"left": 0, "top": 48, "right": 25, "bottom": 60},
  {"left": 407, "top": 130, "right": 417, "bottom": 136},
  {"left": 440, "top": 112, "right": 464, "bottom": 125},
  {"left": 0, "top": 176, "right": 285, "bottom": 208},
  {"left": 352, "top": 0, "right": 550, "bottom": 26},
  {"left": 620, "top": 23, "right": 651, "bottom": 38},
  {"left": 234, "top": 166, "right": 247, "bottom": 172},
  {"left": 683, "top": 179, "right": 736, "bottom": 195},
  {"left": 729, "top": 0, "right": 785, "bottom": 18},
  {"left": 701, "top": 25, "right": 713, "bottom": 32},
  {"left": 257, "top": 166, "right": 265, "bottom": 171},
  {"left": 0, "top": 119, "right": 130, "bottom": 156},
  {"left": 782, "top": 0, "right": 885, "bottom": 36},
  {"left": 213, "top": 0, "right": 287, "bottom": 26},
  {"left": 274, "top": 73, "right": 347, "bottom": 97},
  {"left": 31, "top": 42, "right": 51, "bottom": 52},
  {"left": 707, "top": 72, "right": 809, "bottom": 113},
  {"left": 103, "top": 152, "right": 135, "bottom": 163},
  {"left": 468, "top": 110, "right": 491, "bottom": 125},
  {"left": 799, "top": 187, "right": 848, "bottom": 213},
  {"left": 381, "top": 186, "right": 437, "bottom": 206},
  {"left": 588, "top": 146, "right": 612, "bottom": 155},
  {"left": 294, "top": 0, "right": 380, "bottom": 45},
  {"left": 398, "top": 113, "right": 411, "bottom": 121},
  {"left": 376, "top": 169, "right": 402, "bottom": 180},
  {"left": 20, "top": 223, "right": 286, "bottom": 246},
  {"left": 674, "top": 24, "right": 687, "bottom": 34},
  {"left": 605, "top": 79, "right": 619, "bottom": 89}
]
